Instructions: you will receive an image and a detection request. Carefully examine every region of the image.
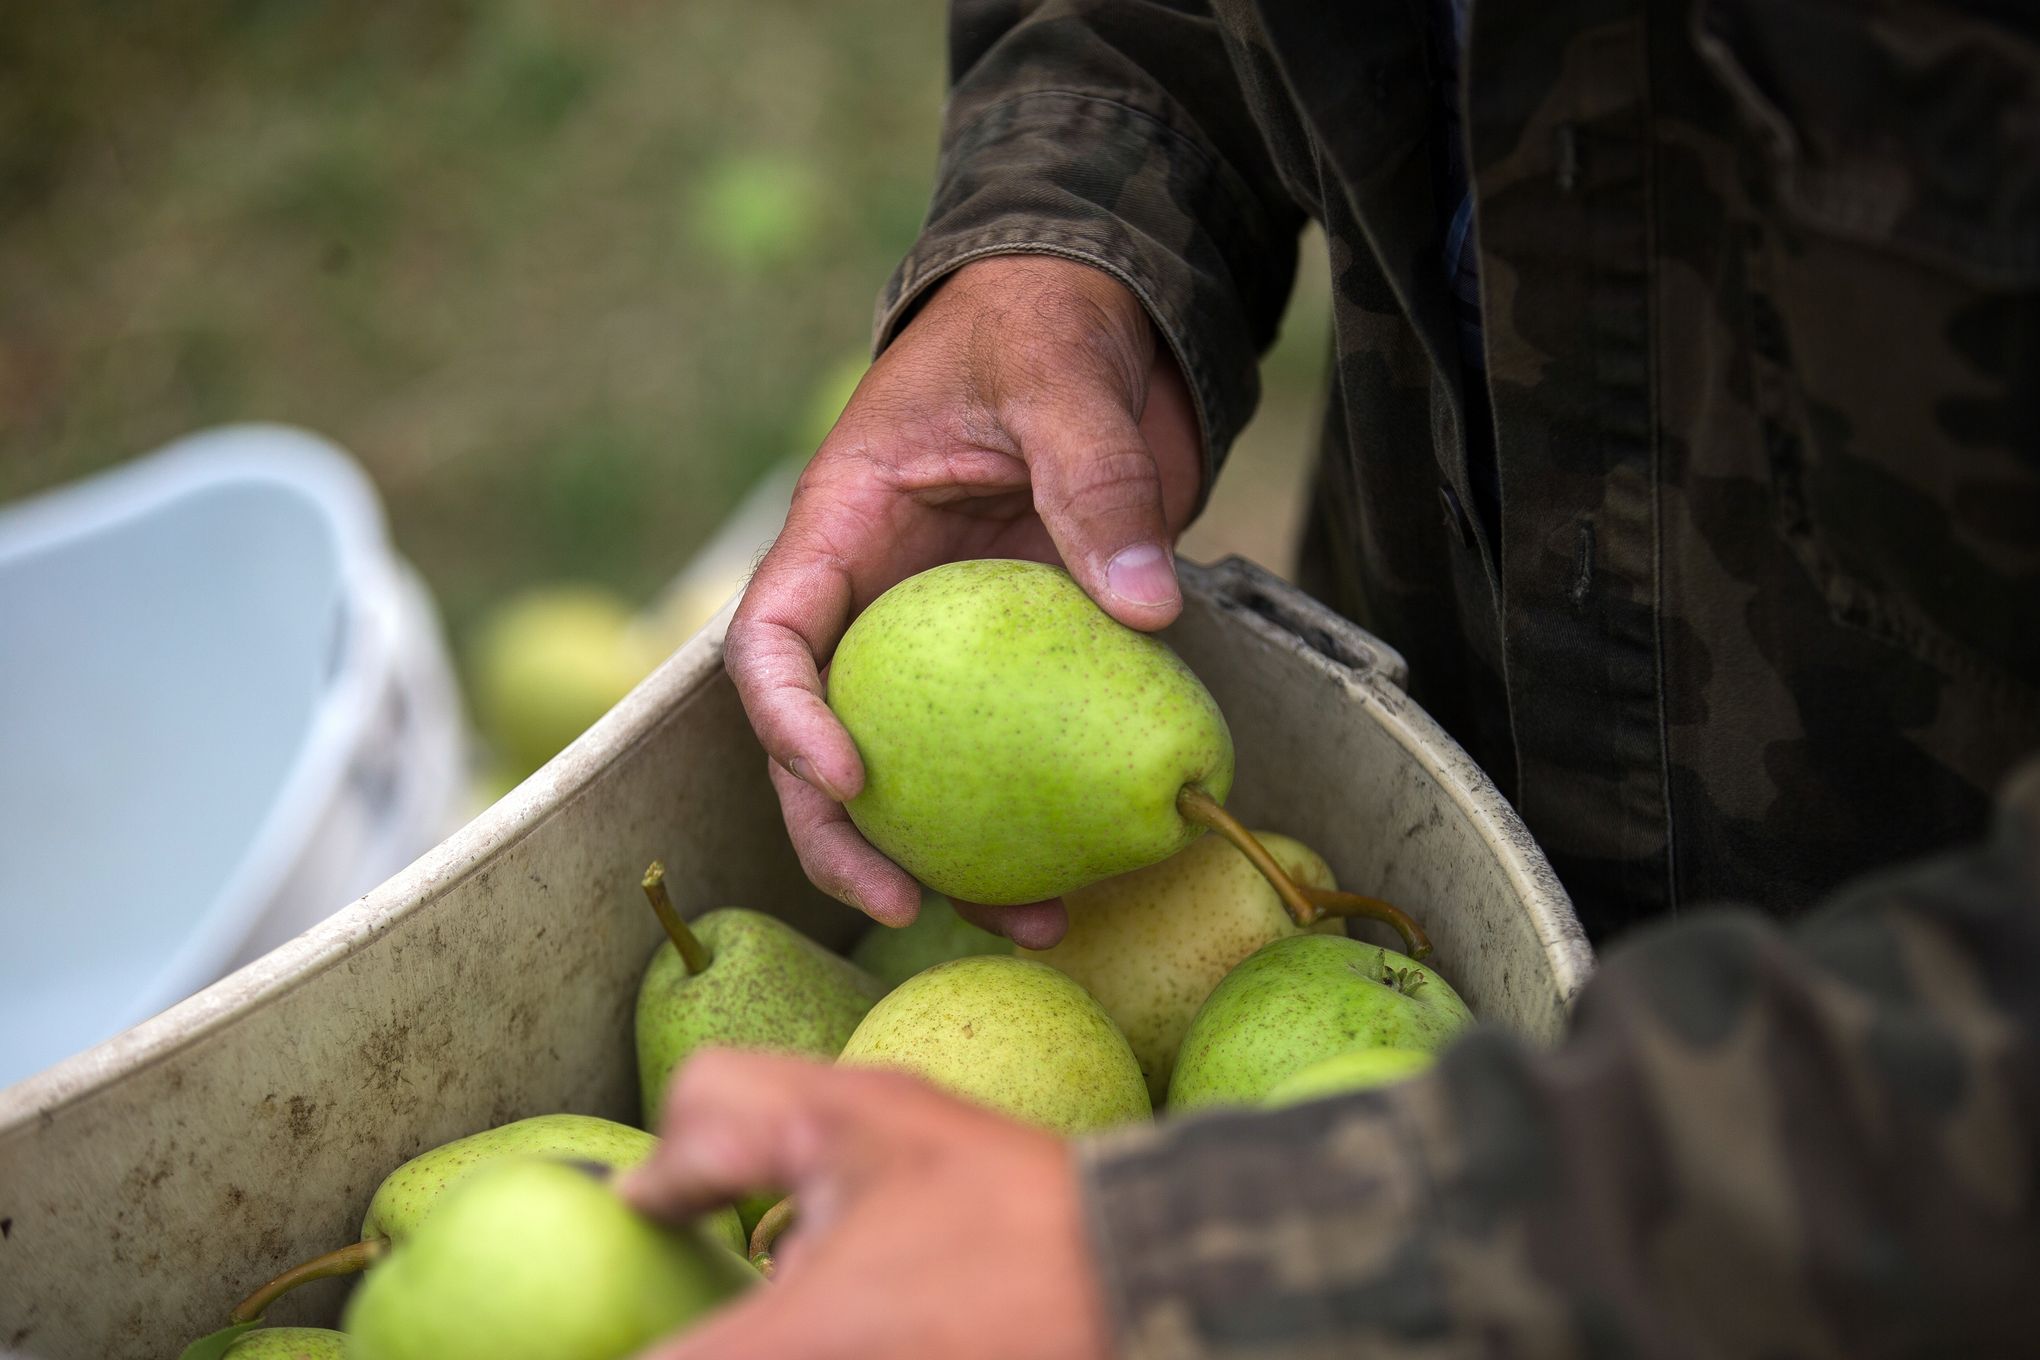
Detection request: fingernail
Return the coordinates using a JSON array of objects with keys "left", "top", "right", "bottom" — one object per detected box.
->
[
  {"left": 1105, "top": 543, "right": 1179, "bottom": 608},
  {"left": 787, "top": 756, "right": 845, "bottom": 802}
]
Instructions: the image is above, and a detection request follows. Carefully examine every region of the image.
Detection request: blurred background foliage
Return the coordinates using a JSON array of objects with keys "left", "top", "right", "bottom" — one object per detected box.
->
[{"left": 0, "top": 0, "right": 1330, "bottom": 663}]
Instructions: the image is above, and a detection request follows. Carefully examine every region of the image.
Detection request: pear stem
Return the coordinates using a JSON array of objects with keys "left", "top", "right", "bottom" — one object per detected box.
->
[
  {"left": 1174, "top": 786, "right": 1433, "bottom": 961},
  {"left": 229, "top": 1238, "right": 386, "bottom": 1323},
  {"left": 748, "top": 1195, "right": 796, "bottom": 1270},
  {"left": 1298, "top": 884, "right": 1433, "bottom": 962},
  {"left": 642, "top": 862, "right": 712, "bottom": 975}
]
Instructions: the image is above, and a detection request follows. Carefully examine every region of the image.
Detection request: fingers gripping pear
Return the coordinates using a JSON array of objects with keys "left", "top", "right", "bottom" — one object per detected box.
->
[
  {"left": 826, "top": 560, "right": 1235, "bottom": 904},
  {"left": 227, "top": 1114, "right": 742, "bottom": 1320}
]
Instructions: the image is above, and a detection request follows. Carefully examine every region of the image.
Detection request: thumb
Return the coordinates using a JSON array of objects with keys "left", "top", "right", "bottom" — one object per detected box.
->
[
  {"left": 620, "top": 1050, "right": 846, "bottom": 1222},
  {"left": 1018, "top": 390, "right": 1182, "bottom": 631},
  {"left": 621, "top": 1050, "right": 953, "bottom": 1228}
]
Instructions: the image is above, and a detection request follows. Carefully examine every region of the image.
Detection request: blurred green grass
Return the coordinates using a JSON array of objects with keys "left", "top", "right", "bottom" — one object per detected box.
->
[{"left": 0, "top": 0, "right": 1330, "bottom": 654}]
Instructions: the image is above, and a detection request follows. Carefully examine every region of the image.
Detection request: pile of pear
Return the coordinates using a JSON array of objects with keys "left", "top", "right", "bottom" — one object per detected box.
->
[{"left": 188, "top": 560, "right": 1473, "bottom": 1358}]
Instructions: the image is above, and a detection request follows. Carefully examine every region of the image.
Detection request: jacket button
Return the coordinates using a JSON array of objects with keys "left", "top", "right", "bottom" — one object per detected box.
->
[{"left": 1438, "top": 483, "right": 1474, "bottom": 549}]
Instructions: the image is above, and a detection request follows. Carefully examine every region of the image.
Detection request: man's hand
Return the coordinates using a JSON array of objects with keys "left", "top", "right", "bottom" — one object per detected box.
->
[
  {"left": 724, "top": 255, "right": 1203, "bottom": 949},
  {"left": 623, "top": 1050, "right": 1114, "bottom": 1360}
]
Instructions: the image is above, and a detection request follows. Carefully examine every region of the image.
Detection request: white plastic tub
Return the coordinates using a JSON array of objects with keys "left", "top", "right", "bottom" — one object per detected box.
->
[
  {"left": 0, "top": 556, "right": 1590, "bottom": 1359},
  {"left": 0, "top": 426, "right": 466, "bottom": 1091}
]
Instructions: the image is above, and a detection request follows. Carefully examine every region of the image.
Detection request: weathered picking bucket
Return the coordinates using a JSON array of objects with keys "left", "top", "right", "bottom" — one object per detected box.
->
[{"left": 0, "top": 557, "right": 1592, "bottom": 1359}]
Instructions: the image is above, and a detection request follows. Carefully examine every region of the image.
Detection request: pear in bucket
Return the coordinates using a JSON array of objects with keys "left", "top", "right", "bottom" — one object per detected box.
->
[
  {"left": 633, "top": 863, "right": 885, "bottom": 1127},
  {"left": 343, "top": 1159, "right": 753, "bottom": 1360},
  {"left": 224, "top": 1114, "right": 741, "bottom": 1322}
]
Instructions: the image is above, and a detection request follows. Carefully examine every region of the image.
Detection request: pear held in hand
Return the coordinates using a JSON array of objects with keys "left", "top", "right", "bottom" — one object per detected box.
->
[
  {"left": 344, "top": 1159, "right": 754, "bottom": 1360},
  {"left": 851, "top": 888, "right": 1014, "bottom": 989},
  {"left": 838, "top": 955, "right": 1150, "bottom": 1133},
  {"left": 636, "top": 863, "right": 885, "bottom": 1126},
  {"left": 1262, "top": 1046, "right": 1436, "bottom": 1106},
  {"left": 1028, "top": 830, "right": 1342, "bottom": 1104},
  {"left": 227, "top": 1113, "right": 741, "bottom": 1321},
  {"left": 826, "top": 559, "right": 1234, "bottom": 904},
  {"left": 1170, "top": 935, "right": 1472, "bottom": 1111},
  {"left": 362, "top": 1114, "right": 657, "bottom": 1241},
  {"left": 826, "top": 561, "right": 1435, "bottom": 959}
]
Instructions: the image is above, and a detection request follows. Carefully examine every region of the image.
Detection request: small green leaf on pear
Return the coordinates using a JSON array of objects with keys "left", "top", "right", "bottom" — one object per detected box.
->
[{"left": 178, "top": 1320, "right": 264, "bottom": 1360}]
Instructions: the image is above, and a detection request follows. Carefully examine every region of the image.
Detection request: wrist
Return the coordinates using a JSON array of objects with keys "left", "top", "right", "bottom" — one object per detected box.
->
[{"left": 922, "top": 254, "right": 1157, "bottom": 391}]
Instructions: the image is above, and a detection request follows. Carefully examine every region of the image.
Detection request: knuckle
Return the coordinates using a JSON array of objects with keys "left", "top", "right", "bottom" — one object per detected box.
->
[
  {"left": 1034, "top": 446, "right": 1161, "bottom": 521},
  {"left": 721, "top": 616, "right": 772, "bottom": 671},
  {"left": 1075, "top": 446, "right": 1161, "bottom": 500}
]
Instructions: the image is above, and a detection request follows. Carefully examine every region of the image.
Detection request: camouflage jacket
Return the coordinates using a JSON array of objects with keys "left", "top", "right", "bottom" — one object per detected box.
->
[
  {"left": 877, "top": 0, "right": 2040, "bottom": 1354},
  {"left": 1079, "top": 759, "right": 2040, "bottom": 1357},
  {"left": 876, "top": 0, "right": 2040, "bottom": 940}
]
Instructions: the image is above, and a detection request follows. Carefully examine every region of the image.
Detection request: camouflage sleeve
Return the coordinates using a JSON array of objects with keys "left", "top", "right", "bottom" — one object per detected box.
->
[
  {"left": 876, "top": 0, "right": 1307, "bottom": 491},
  {"left": 1078, "top": 760, "right": 2040, "bottom": 1358}
]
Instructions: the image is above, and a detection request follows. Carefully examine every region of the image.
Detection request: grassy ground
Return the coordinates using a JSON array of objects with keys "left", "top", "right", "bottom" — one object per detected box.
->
[{"left": 0, "top": 0, "right": 1331, "bottom": 658}]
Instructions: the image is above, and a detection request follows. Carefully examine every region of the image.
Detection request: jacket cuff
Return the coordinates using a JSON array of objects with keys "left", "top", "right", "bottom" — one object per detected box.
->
[{"left": 875, "top": 90, "right": 1294, "bottom": 501}]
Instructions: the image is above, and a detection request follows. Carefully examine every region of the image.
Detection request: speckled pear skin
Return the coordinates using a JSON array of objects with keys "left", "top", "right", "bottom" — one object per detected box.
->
[
  {"left": 826, "top": 560, "right": 1235, "bottom": 905},
  {"left": 1026, "top": 831, "right": 1343, "bottom": 1104},
  {"left": 851, "top": 888, "right": 1015, "bottom": 988},
  {"left": 836, "top": 955, "right": 1151, "bottom": 1134},
  {"left": 224, "top": 1327, "right": 346, "bottom": 1359},
  {"left": 1168, "top": 935, "right": 1472, "bottom": 1112},
  {"left": 1262, "top": 1046, "right": 1436, "bottom": 1107},
  {"left": 362, "top": 1114, "right": 656, "bottom": 1241},
  {"left": 344, "top": 1160, "right": 754, "bottom": 1360},
  {"left": 637, "top": 909, "right": 886, "bottom": 1126}
]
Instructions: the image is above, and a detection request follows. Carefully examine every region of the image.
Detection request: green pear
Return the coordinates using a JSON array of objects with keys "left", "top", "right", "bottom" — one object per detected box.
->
[
  {"left": 344, "top": 1160, "right": 753, "bottom": 1360},
  {"left": 1262, "top": 1047, "right": 1436, "bottom": 1107},
  {"left": 470, "top": 587, "right": 662, "bottom": 777},
  {"left": 362, "top": 1113, "right": 657, "bottom": 1241},
  {"left": 851, "top": 888, "right": 1015, "bottom": 988},
  {"left": 837, "top": 955, "right": 1150, "bottom": 1133},
  {"left": 1027, "top": 831, "right": 1342, "bottom": 1104},
  {"left": 636, "top": 864, "right": 885, "bottom": 1127},
  {"left": 691, "top": 152, "right": 822, "bottom": 272},
  {"left": 230, "top": 1114, "right": 743, "bottom": 1320},
  {"left": 224, "top": 1328, "right": 345, "bottom": 1359},
  {"left": 1169, "top": 935, "right": 1472, "bottom": 1111},
  {"left": 826, "top": 560, "right": 1234, "bottom": 904}
]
